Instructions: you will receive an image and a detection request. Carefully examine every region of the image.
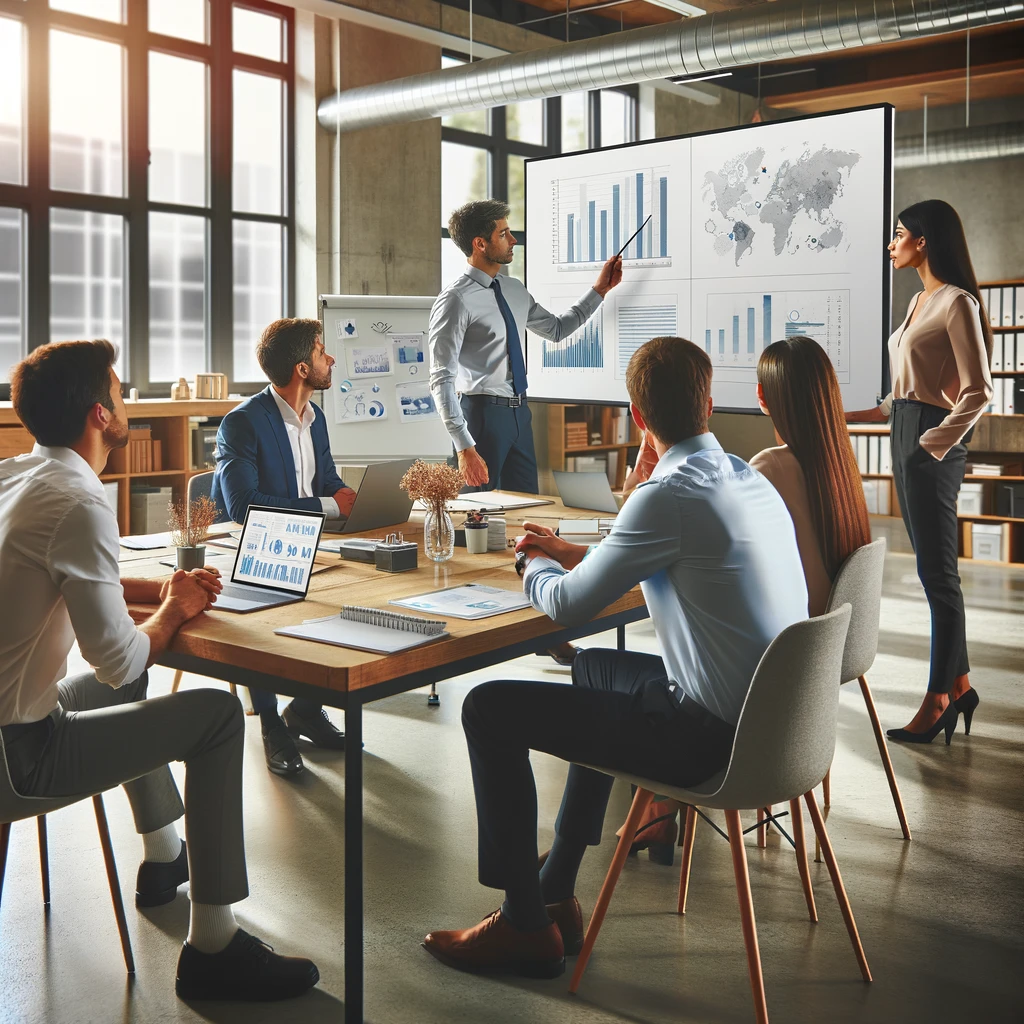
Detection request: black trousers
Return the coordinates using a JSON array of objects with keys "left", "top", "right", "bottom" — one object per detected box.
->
[
  {"left": 891, "top": 399, "right": 971, "bottom": 693},
  {"left": 459, "top": 395, "right": 538, "bottom": 494},
  {"left": 461, "top": 649, "right": 734, "bottom": 892}
]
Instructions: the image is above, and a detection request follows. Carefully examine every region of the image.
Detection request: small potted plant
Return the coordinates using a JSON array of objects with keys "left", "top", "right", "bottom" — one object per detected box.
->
[
  {"left": 399, "top": 460, "right": 465, "bottom": 563},
  {"left": 168, "top": 494, "right": 220, "bottom": 572}
]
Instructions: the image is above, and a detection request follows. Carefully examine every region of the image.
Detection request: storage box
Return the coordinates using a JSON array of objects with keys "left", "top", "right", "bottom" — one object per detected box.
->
[
  {"left": 130, "top": 486, "right": 173, "bottom": 535},
  {"left": 957, "top": 483, "right": 984, "bottom": 517},
  {"left": 970, "top": 522, "right": 1008, "bottom": 562}
]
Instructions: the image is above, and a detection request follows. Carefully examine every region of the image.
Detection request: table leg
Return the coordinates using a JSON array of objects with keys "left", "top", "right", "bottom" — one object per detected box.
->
[
  {"left": 617, "top": 625, "right": 626, "bottom": 651},
  {"left": 345, "top": 697, "right": 364, "bottom": 1024}
]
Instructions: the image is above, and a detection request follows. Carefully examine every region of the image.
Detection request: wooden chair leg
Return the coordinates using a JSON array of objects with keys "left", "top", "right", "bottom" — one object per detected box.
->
[
  {"left": 858, "top": 675, "right": 912, "bottom": 841},
  {"left": 677, "top": 805, "right": 698, "bottom": 914},
  {"left": 92, "top": 795, "right": 135, "bottom": 975},
  {"left": 37, "top": 816, "right": 50, "bottom": 906},
  {"left": 725, "top": 809, "right": 769, "bottom": 1024},
  {"left": 0, "top": 821, "right": 10, "bottom": 906},
  {"left": 170, "top": 670, "right": 183, "bottom": 694},
  {"left": 803, "top": 790, "right": 871, "bottom": 982},
  {"left": 569, "top": 788, "right": 654, "bottom": 994},
  {"left": 822, "top": 767, "right": 831, "bottom": 808},
  {"left": 756, "top": 807, "right": 767, "bottom": 849},
  {"left": 789, "top": 799, "right": 817, "bottom": 923}
]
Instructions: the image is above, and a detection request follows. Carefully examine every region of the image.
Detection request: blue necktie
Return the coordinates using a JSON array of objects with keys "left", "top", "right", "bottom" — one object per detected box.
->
[{"left": 492, "top": 276, "right": 528, "bottom": 397}]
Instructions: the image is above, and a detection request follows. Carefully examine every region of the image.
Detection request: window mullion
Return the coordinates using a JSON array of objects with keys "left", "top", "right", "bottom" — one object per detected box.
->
[
  {"left": 126, "top": 0, "right": 148, "bottom": 391},
  {"left": 209, "top": 0, "right": 233, "bottom": 383},
  {"left": 25, "top": 0, "right": 50, "bottom": 354}
]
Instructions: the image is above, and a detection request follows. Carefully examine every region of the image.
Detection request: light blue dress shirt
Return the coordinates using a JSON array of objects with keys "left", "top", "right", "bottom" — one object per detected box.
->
[
  {"left": 428, "top": 265, "right": 602, "bottom": 451},
  {"left": 523, "top": 434, "right": 808, "bottom": 726}
]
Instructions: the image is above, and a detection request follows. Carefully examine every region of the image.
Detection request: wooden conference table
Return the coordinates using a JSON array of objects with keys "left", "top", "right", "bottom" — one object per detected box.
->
[{"left": 124, "top": 496, "right": 648, "bottom": 1023}]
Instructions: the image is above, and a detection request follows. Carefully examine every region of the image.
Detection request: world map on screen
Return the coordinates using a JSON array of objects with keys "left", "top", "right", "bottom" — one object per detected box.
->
[{"left": 702, "top": 145, "right": 862, "bottom": 265}]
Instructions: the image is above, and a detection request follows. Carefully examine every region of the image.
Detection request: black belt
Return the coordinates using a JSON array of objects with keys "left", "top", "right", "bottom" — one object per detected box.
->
[
  {"left": 464, "top": 394, "right": 527, "bottom": 408},
  {"left": 891, "top": 398, "right": 948, "bottom": 414}
]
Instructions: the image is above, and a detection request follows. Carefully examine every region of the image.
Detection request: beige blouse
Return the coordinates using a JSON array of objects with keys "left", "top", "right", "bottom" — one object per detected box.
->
[
  {"left": 879, "top": 284, "right": 992, "bottom": 460},
  {"left": 749, "top": 445, "right": 831, "bottom": 617}
]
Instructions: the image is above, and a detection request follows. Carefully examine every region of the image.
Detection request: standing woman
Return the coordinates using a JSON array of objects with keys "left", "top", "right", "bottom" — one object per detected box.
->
[{"left": 847, "top": 199, "right": 992, "bottom": 744}]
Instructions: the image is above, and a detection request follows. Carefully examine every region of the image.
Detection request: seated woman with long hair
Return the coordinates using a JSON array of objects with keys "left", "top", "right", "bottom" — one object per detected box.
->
[{"left": 751, "top": 335, "right": 871, "bottom": 616}]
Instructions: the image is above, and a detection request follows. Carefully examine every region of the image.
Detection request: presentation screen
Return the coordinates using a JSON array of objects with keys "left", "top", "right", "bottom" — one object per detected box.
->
[{"left": 524, "top": 105, "right": 893, "bottom": 411}]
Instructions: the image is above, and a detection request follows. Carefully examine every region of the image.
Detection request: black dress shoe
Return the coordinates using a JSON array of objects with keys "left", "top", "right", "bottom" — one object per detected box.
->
[
  {"left": 176, "top": 929, "right": 320, "bottom": 1001},
  {"left": 283, "top": 704, "right": 347, "bottom": 750},
  {"left": 136, "top": 840, "right": 188, "bottom": 907},
  {"left": 262, "top": 721, "right": 305, "bottom": 776}
]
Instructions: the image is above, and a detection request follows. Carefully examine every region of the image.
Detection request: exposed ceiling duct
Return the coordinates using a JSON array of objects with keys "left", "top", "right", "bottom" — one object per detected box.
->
[
  {"left": 894, "top": 121, "right": 1024, "bottom": 167},
  {"left": 317, "top": 0, "right": 1024, "bottom": 134}
]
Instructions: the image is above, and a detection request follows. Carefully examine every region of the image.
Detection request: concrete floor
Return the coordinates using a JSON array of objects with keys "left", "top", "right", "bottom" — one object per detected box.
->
[{"left": 1, "top": 537, "right": 1023, "bottom": 1024}]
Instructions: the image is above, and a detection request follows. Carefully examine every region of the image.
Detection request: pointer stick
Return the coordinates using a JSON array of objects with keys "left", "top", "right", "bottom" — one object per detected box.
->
[{"left": 614, "top": 215, "right": 652, "bottom": 259}]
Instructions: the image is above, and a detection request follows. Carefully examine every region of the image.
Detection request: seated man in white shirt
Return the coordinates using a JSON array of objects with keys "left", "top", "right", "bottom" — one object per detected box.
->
[
  {"left": 423, "top": 337, "right": 809, "bottom": 978},
  {"left": 0, "top": 340, "right": 319, "bottom": 1002}
]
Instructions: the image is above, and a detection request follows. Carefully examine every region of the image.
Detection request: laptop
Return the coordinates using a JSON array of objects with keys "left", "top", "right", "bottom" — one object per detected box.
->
[
  {"left": 216, "top": 506, "right": 326, "bottom": 613},
  {"left": 552, "top": 470, "right": 622, "bottom": 514},
  {"left": 324, "top": 459, "right": 416, "bottom": 534}
]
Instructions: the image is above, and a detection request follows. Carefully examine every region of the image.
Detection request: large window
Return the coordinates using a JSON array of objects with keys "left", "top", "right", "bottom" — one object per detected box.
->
[
  {"left": 439, "top": 61, "right": 637, "bottom": 287},
  {"left": 0, "top": 0, "right": 295, "bottom": 392}
]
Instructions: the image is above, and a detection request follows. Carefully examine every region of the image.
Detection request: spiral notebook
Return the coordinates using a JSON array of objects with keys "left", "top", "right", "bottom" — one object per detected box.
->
[{"left": 274, "top": 605, "right": 449, "bottom": 654}]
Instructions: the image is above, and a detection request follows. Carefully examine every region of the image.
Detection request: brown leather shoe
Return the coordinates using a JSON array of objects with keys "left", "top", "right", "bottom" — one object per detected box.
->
[
  {"left": 546, "top": 897, "right": 583, "bottom": 956},
  {"left": 423, "top": 909, "right": 565, "bottom": 978}
]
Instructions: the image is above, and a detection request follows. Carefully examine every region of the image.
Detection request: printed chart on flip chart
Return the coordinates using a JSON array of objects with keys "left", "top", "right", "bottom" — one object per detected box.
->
[{"left": 525, "top": 105, "right": 892, "bottom": 409}]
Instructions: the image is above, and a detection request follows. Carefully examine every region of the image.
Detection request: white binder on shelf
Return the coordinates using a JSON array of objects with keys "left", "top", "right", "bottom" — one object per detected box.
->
[
  {"left": 878, "top": 439, "right": 892, "bottom": 475},
  {"left": 992, "top": 335, "right": 1004, "bottom": 372},
  {"left": 1015, "top": 287, "right": 1024, "bottom": 326},
  {"left": 988, "top": 289, "right": 1001, "bottom": 327},
  {"left": 1001, "top": 286, "right": 1014, "bottom": 326},
  {"left": 855, "top": 435, "right": 869, "bottom": 474},
  {"left": 1016, "top": 333, "right": 1024, "bottom": 372}
]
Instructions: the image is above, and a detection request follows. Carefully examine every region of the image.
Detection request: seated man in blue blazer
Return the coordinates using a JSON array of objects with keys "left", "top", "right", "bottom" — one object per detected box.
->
[{"left": 212, "top": 318, "right": 356, "bottom": 777}]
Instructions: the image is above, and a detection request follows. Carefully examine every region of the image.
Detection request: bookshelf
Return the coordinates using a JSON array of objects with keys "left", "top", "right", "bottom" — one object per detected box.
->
[
  {"left": 0, "top": 398, "right": 241, "bottom": 536},
  {"left": 546, "top": 403, "right": 641, "bottom": 490},
  {"left": 850, "top": 277, "right": 1024, "bottom": 565}
]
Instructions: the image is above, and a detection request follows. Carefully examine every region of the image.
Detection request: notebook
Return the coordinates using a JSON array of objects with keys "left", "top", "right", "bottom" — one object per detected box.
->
[{"left": 274, "top": 605, "right": 449, "bottom": 654}]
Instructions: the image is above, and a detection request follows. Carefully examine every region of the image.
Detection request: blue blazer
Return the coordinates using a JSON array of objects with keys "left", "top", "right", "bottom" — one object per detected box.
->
[{"left": 211, "top": 387, "right": 346, "bottom": 524}]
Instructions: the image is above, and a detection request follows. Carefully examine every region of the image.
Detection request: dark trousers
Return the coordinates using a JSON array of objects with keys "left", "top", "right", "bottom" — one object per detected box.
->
[
  {"left": 891, "top": 399, "right": 971, "bottom": 693},
  {"left": 460, "top": 395, "right": 538, "bottom": 494},
  {"left": 3, "top": 671, "right": 248, "bottom": 905},
  {"left": 249, "top": 688, "right": 322, "bottom": 718},
  {"left": 461, "top": 649, "right": 734, "bottom": 892}
]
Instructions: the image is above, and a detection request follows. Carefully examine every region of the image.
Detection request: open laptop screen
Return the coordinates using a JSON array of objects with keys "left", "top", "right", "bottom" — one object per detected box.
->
[{"left": 230, "top": 506, "right": 325, "bottom": 597}]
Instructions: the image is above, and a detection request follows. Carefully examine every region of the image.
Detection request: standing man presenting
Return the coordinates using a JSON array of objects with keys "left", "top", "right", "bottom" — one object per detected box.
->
[{"left": 429, "top": 200, "right": 622, "bottom": 492}]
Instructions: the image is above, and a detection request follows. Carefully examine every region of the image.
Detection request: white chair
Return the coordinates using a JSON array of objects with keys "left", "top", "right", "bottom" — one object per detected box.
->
[
  {"left": 0, "top": 731, "right": 134, "bottom": 973},
  {"left": 170, "top": 471, "right": 238, "bottom": 703},
  {"left": 570, "top": 605, "right": 871, "bottom": 1024}
]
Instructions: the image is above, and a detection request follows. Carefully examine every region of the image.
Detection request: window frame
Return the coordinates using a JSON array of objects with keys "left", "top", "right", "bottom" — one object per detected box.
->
[
  {"left": 0, "top": 0, "right": 295, "bottom": 397},
  {"left": 439, "top": 62, "right": 639, "bottom": 281}
]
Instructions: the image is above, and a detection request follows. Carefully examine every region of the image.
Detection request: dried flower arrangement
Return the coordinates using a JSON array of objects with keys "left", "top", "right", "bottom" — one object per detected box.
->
[
  {"left": 168, "top": 494, "right": 220, "bottom": 549},
  {"left": 399, "top": 460, "right": 465, "bottom": 521}
]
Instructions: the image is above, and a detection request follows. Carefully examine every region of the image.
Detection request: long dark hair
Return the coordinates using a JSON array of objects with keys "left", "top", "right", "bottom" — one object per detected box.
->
[
  {"left": 758, "top": 336, "right": 871, "bottom": 579},
  {"left": 897, "top": 199, "right": 993, "bottom": 361}
]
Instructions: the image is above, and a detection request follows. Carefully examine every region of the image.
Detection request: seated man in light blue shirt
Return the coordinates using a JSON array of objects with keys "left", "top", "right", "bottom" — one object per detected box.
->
[{"left": 423, "top": 336, "right": 808, "bottom": 979}]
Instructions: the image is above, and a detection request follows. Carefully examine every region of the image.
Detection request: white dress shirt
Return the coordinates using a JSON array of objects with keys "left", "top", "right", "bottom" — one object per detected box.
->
[
  {"left": 523, "top": 434, "right": 808, "bottom": 726},
  {"left": 0, "top": 445, "right": 151, "bottom": 726},
  {"left": 428, "top": 265, "right": 603, "bottom": 451},
  {"left": 268, "top": 387, "right": 340, "bottom": 519}
]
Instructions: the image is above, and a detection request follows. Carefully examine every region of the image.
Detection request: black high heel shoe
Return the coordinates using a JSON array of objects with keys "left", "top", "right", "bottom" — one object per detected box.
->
[
  {"left": 887, "top": 703, "right": 959, "bottom": 746},
  {"left": 953, "top": 687, "right": 980, "bottom": 735}
]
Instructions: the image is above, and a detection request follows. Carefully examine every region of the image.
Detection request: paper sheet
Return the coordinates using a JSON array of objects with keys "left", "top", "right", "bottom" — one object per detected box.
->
[{"left": 390, "top": 584, "right": 531, "bottom": 620}]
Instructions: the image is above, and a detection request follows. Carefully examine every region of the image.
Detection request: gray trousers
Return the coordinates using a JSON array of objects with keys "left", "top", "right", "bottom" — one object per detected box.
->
[{"left": 5, "top": 670, "right": 248, "bottom": 905}]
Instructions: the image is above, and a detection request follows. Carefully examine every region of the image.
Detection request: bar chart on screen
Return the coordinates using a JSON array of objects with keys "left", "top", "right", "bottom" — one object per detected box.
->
[
  {"left": 703, "top": 289, "right": 849, "bottom": 380},
  {"left": 542, "top": 309, "right": 604, "bottom": 369},
  {"left": 553, "top": 166, "right": 672, "bottom": 271}
]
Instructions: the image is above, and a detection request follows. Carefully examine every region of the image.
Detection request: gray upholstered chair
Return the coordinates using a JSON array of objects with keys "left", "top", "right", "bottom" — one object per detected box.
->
[
  {"left": 569, "top": 606, "right": 871, "bottom": 1024},
  {"left": 170, "top": 471, "right": 238, "bottom": 702},
  {"left": 0, "top": 731, "right": 134, "bottom": 973}
]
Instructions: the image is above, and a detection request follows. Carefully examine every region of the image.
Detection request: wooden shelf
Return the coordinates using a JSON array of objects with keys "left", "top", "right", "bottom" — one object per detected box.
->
[
  {"left": 0, "top": 398, "right": 241, "bottom": 534},
  {"left": 547, "top": 403, "right": 640, "bottom": 490},
  {"left": 957, "top": 512, "right": 1024, "bottom": 523}
]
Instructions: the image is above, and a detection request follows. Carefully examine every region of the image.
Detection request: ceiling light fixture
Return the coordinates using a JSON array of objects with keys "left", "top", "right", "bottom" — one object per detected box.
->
[
  {"left": 667, "top": 70, "right": 733, "bottom": 83},
  {"left": 645, "top": 0, "right": 706, "bottom": 15}
]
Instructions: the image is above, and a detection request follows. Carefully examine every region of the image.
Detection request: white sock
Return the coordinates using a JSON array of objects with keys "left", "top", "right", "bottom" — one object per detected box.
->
[
  {"left": 187, "top": 901, "right": 240, "bottom": 954},
  {"left": 141, "top": 823, "right": 182, "bottom": 864}
]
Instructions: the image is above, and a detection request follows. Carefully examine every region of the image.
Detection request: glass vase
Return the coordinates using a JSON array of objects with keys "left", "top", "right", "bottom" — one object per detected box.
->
[{"left": 423, "top": 507, "right": 455, "bottom": 563}]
